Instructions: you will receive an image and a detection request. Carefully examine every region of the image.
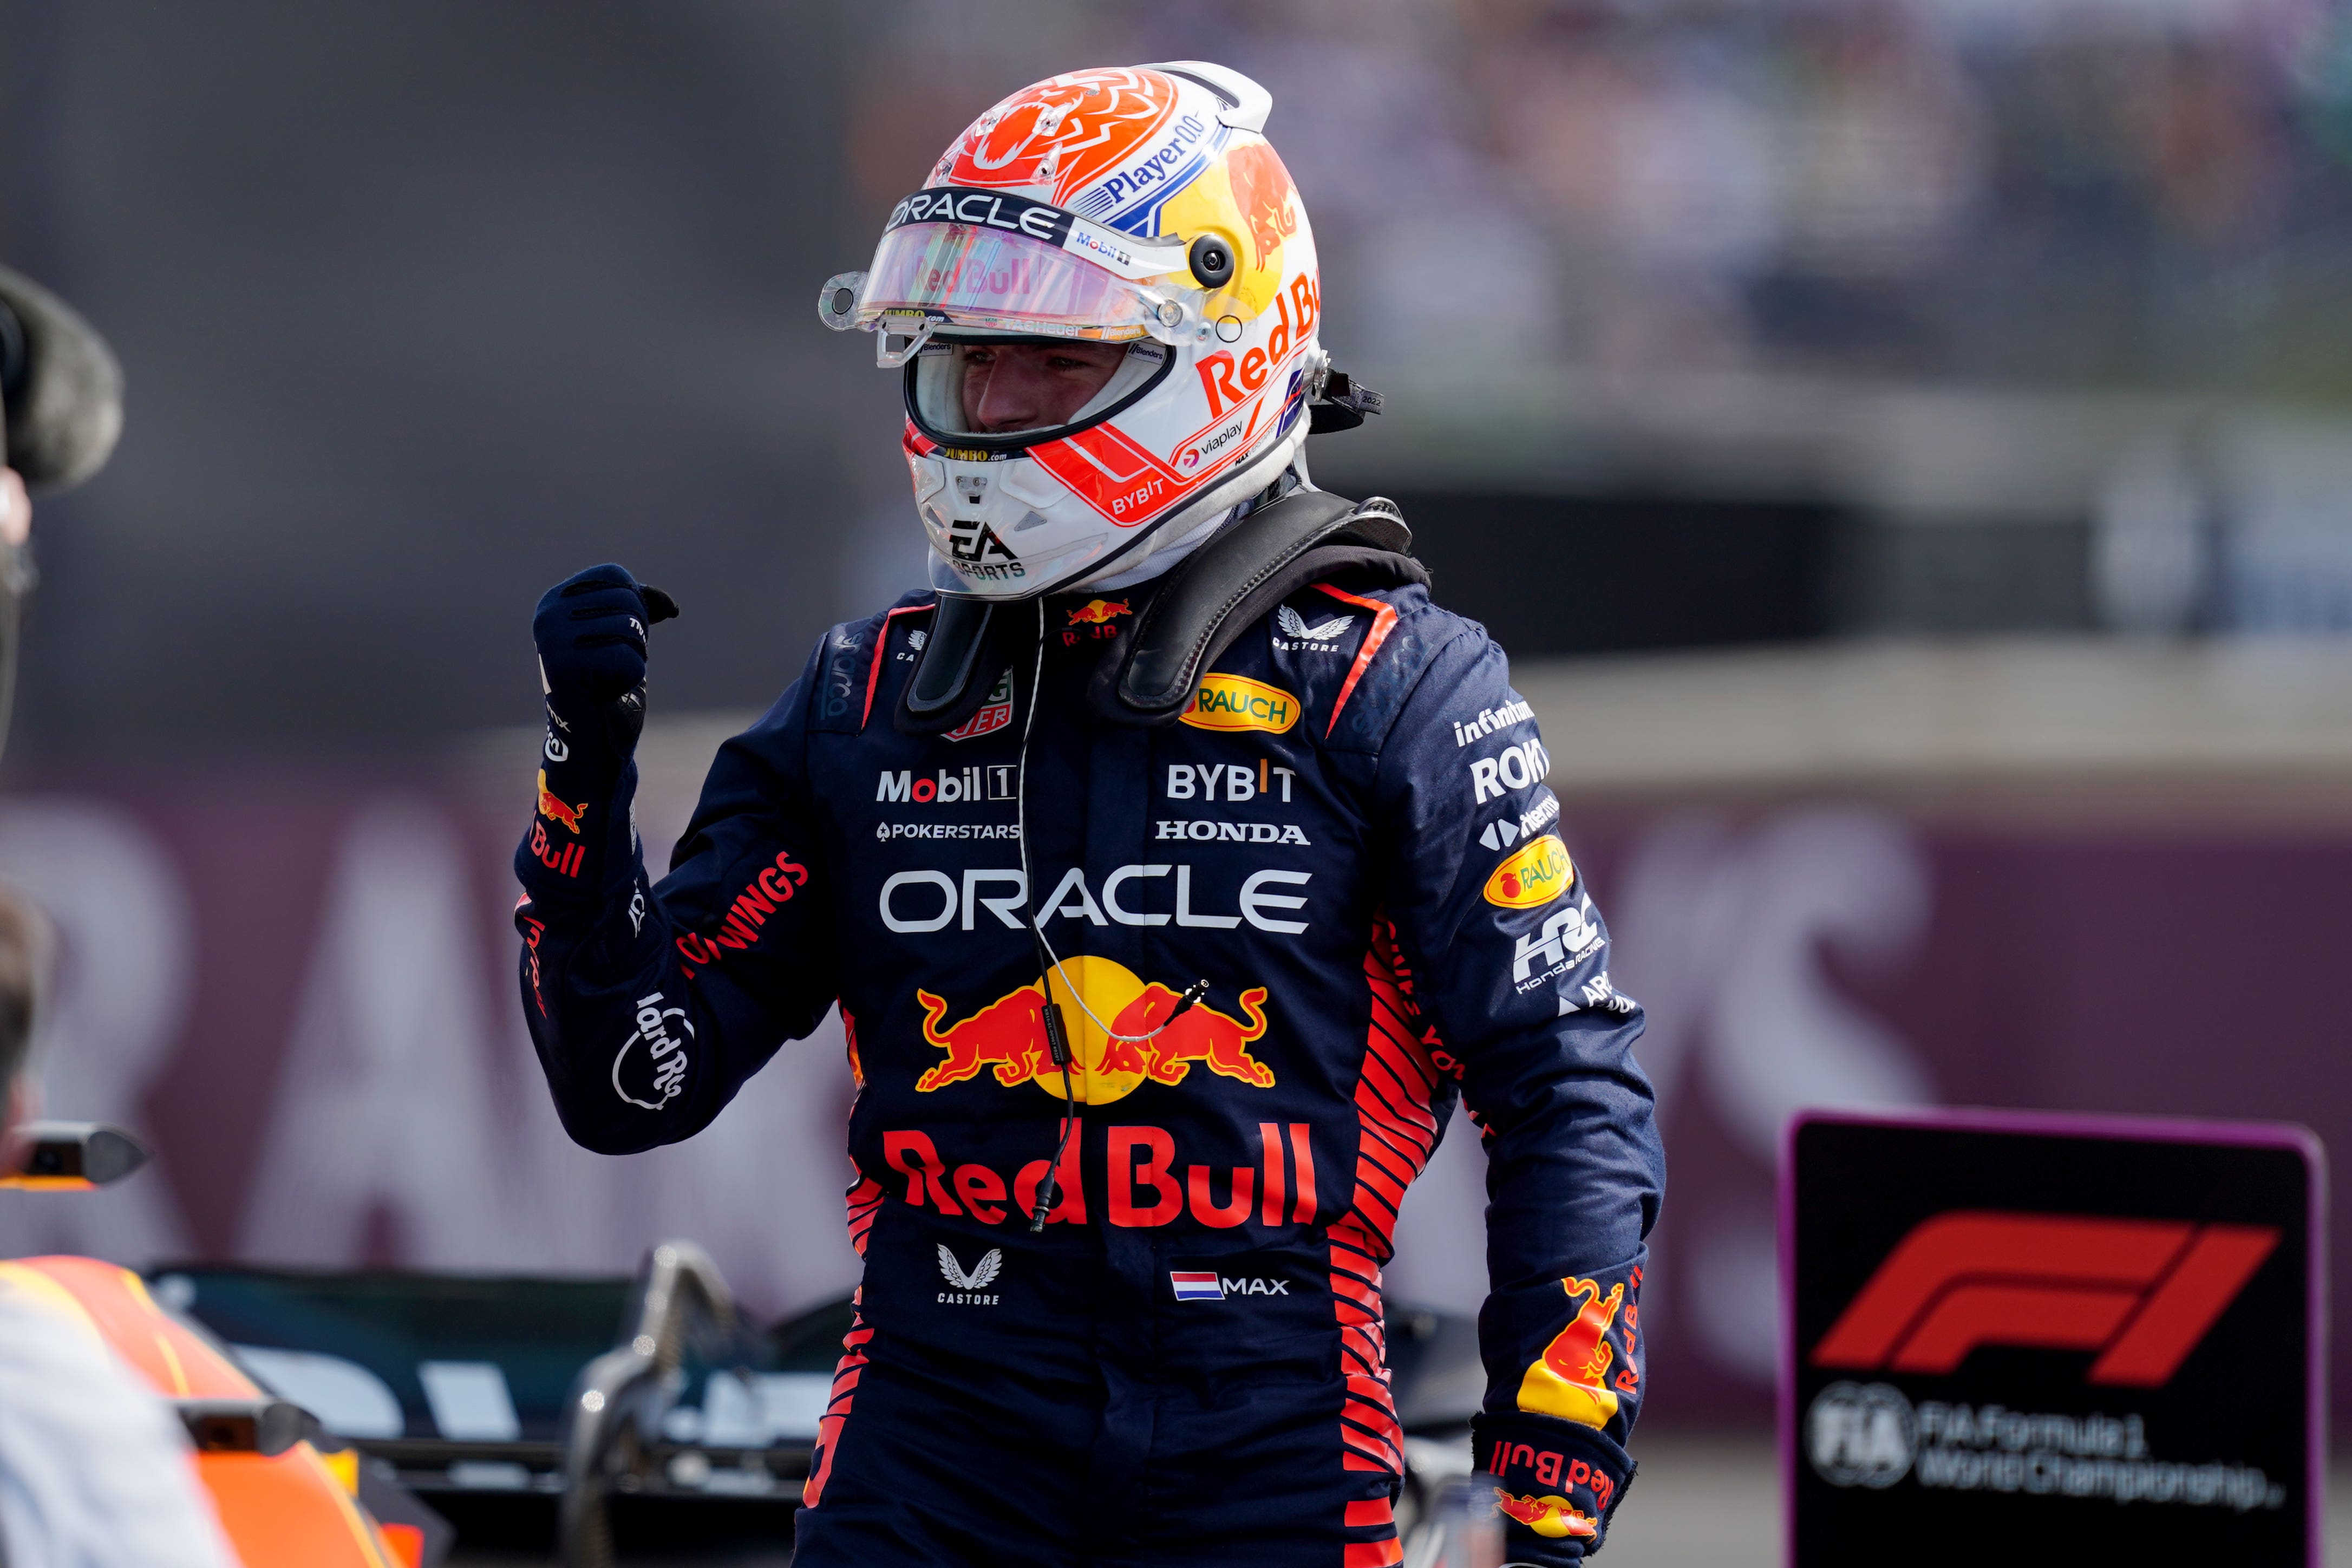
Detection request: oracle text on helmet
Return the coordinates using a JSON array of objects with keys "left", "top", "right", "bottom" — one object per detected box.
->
[{"left": 887, "top": 187, "right": 1072, "bottom": 246}]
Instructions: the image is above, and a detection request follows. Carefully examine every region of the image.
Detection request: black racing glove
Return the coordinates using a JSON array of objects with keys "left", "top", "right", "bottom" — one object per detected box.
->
[
  {"left": 532, "top": 564, "right": 679, "bottom": 772},
  {"left": 520, "top": 564, "right": 677, "bottom": 900}
]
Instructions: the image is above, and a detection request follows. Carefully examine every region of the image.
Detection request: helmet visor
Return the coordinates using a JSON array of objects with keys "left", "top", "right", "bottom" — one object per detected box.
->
[
  {"left": 859, "top": 221, "right": 1184, "bottom": 343},
  {"left": 906, "top": 336, "right": 1173, "bottom": 454}
]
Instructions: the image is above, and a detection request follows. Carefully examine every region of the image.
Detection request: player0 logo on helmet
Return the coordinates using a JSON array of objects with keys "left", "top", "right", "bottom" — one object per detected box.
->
[{"left": 816, "top": 62, "right": 1338, "bottom": 601}]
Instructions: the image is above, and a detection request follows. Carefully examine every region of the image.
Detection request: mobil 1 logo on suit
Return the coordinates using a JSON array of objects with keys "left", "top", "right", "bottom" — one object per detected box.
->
[{"left": 1787, "top": 1110, "right": 2320, "bottom": 1567}]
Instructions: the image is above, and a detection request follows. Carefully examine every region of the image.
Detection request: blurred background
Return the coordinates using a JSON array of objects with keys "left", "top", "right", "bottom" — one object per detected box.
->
[{"left": 6, "top": 0, "right": 2352, "bottom": 1560}]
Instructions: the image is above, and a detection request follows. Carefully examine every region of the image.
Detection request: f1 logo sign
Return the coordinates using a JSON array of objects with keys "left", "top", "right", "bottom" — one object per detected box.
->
[{"left": 1811, "top": 1211, "right": 2278, "bottom": 1387}]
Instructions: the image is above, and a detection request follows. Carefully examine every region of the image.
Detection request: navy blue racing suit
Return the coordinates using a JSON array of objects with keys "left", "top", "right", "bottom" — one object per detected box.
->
[{"left": 515, "top": 571, "right": 1664, "bottom": 1566}]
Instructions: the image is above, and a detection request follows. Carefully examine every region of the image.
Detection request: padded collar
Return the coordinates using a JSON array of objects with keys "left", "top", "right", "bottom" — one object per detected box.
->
[{"left": 896, "top": 488, "right": 1423, "bottom": 734}]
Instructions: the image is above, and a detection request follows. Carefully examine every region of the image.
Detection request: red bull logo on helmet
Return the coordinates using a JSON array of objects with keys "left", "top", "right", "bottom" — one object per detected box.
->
[{"left": 915, "top": 955, "right": 1273, "bottom": 1105}]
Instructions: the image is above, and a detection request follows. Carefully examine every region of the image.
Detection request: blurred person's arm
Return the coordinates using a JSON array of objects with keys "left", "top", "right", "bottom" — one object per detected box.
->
[
  {"left": 516, "top": 568, "right": 837, "bottom": 1154},
  {"left": 0, "top": 1277, "right": 242, "bottom": 1567},
  {"left": 0, "top": 469, "right": 27, "bottom": 546},
  {"left": 0, "top": 885, "right": 238, "bottom": 1567},
  {"left": 1370, "top": 626, "right": 1662, "bottom": 1565}
]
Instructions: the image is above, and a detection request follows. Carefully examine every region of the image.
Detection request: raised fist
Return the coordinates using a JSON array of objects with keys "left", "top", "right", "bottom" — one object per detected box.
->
[{"left": 531, "top": 564, "right": 678, "bottom": 767}]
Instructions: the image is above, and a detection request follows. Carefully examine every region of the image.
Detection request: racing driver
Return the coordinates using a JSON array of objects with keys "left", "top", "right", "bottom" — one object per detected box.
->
[{"left": 516, "top": 62, "right": 1662, "bottom": 1567}]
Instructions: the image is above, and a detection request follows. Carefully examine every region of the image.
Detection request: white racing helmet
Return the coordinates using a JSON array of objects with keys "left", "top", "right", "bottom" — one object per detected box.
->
[{"left": 819, "top": 63, "right": 1330, "bottom": 600}]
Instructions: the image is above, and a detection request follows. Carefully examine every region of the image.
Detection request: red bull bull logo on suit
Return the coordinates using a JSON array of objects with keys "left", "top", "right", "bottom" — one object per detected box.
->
[
  {"left": 914, "top": 955, "right": 1273, "bottom": 1104},
  {"left": 1493, "top": 1488, "right": 1598, "bottom": 1540},
  {"left": 529, "top": 768, "right": 589, "bottom": 877},
  {"left": 1066, "top": 597, "right": 1131, "bottom": 626},
  {"left": 535, "top": 768, "right": 587, "bottom": 833}
]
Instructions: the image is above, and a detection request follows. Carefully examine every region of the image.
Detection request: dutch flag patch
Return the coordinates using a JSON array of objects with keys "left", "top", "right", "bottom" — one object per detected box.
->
[{"left": 1170, "top": 1271, "right": 1224, "bottom": 1302}]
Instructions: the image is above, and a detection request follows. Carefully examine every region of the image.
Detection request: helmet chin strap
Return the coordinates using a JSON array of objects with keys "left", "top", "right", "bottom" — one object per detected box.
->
[{"left": 1069, "top": 503, "right": 1239, "bottom": 596}]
